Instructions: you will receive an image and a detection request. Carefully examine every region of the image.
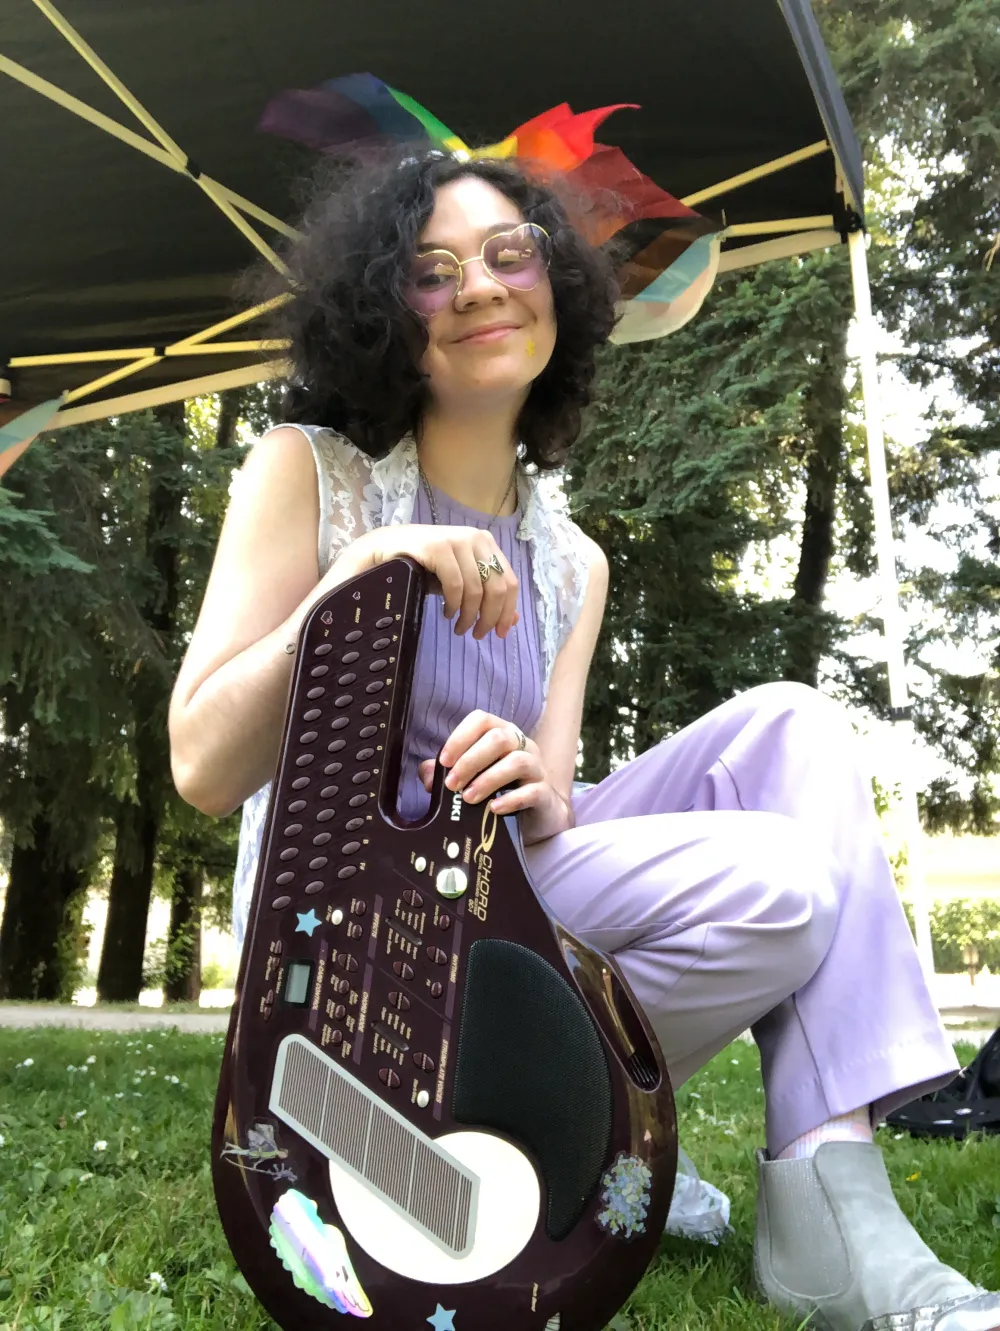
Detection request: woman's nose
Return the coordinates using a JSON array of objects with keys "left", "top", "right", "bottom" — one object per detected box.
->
[{"left": 456, "top": 256, "right": 507, "bottom": 307}]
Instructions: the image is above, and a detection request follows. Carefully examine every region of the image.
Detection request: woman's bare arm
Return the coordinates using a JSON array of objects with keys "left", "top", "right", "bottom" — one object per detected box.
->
[{"left": 168, "top": 427, "right": 374, "bottom": 818}]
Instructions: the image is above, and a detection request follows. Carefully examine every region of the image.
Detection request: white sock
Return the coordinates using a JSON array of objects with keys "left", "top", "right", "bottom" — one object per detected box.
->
[{"left": 776, "top": 1105, "right": 874, "bottom": 1160}]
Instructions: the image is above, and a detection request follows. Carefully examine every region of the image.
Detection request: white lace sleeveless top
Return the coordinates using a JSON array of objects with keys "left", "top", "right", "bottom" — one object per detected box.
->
[{"left": 230, "top": 424, "right": 593, "bottom": 946}]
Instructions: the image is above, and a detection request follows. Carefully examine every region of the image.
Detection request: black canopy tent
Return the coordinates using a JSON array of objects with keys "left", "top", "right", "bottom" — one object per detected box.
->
[{"left": 0, "top": 0, "right": 934, "bottom": 973}]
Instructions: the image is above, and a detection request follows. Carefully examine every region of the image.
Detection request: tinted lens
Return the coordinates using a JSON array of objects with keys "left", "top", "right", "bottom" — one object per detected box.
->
[
  {"left": 483, "top": 224, "right": 550, "bottom": 289},
  {"left": 404, "top": 252, "right": 461, "bottom": 314}
]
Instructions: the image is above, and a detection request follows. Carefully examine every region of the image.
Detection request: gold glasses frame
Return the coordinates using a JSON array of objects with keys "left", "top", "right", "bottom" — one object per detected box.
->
[{"left": 407, "top": 223, "right": 552, "bottom": 306}]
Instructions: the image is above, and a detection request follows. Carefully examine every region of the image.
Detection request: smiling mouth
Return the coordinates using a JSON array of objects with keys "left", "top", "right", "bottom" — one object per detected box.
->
[{"left": 455, "top": 325, "right": 520, "bottom": 344}]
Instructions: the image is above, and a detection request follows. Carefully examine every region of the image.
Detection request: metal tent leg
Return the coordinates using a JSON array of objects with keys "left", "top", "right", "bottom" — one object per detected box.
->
[{"left": 848, "top": 228, "right": 935, "bottom": 980}]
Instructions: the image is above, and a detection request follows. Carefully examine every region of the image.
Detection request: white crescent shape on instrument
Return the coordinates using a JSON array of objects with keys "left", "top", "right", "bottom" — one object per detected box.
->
[{"left": 329, "top": 1130, "right": 540, "bottom": 1284}]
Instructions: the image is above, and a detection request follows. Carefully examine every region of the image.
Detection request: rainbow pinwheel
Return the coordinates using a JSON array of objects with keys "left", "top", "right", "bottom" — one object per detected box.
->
[{"left": 258, "top": 73, "right": 722, "bottom": 342}]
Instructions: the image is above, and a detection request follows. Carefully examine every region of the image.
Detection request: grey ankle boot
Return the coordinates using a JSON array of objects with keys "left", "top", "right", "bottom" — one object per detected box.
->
[{"left": 753, "top": 1141, "right": 1000, "bottom": 1331}]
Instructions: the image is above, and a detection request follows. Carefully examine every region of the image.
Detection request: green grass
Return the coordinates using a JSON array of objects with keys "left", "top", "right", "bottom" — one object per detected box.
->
[
  {"left": 0, "top": 1032, "right": 997, "bottom": 1330},
  {"left": 0, "top": 1000, "right": 232, "bottom": 1014}
]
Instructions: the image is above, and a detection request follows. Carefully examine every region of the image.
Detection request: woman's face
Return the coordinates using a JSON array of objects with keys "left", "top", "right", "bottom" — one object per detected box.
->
[{"left": 412, "top": 176, "right": 557, "bottom": 409}]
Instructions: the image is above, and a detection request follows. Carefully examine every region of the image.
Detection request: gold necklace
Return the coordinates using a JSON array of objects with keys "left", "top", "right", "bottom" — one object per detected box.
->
[{"left": 417, "top": 458, "right": 521, "bottom": 724}]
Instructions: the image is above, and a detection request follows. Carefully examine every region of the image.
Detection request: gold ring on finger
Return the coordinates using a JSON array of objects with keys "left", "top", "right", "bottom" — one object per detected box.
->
[
  {"left": 488, "top": 553, "right": 504, "bottom": 575},
  {"left": 476, "top": 559, "right": 492, "bottom": 583}
]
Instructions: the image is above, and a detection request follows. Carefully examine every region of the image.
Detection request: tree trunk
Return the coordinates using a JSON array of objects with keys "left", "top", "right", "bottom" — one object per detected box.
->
[
  {"left": 785, "top": 327, "right": 849, "bottom": 687},
  {"left": 0, "top": 815, "right": 89, "bottom": 1000},
  {"left": 164, "top": 865, "right": 203, "bottom": 1003},
  {"left": 96, "top": 401, "right": 185, "bottom": 1003}
]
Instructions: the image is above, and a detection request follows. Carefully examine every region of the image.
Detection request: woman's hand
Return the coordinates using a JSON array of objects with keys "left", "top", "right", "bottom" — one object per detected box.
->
[
  {"left": 418, "top": 710, "right": 574, "bottom": 846},
  {"left": 356, "top": 524, "right": 519, "bottom": 641}
]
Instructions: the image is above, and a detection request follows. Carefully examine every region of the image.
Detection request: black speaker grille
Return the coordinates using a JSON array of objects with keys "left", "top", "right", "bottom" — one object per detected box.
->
[{"left": 452, "top": 939, "right": 613, "bottom": 1240}]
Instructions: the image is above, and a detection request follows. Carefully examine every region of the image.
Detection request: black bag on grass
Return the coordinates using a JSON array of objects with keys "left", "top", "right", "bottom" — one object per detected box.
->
[{"left": 885, "top": 1026, "right": 1000, "bottom": 1140}]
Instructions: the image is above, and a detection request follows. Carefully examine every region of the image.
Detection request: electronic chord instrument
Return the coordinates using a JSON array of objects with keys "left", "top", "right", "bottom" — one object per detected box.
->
[{"left": 212, "top": 556, "right": 678, "bottom": 1331}]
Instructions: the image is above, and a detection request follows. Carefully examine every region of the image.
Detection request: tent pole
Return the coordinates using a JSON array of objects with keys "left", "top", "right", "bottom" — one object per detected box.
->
[{"left": 847, "top": 229, "right": 935, "bottom": 980}]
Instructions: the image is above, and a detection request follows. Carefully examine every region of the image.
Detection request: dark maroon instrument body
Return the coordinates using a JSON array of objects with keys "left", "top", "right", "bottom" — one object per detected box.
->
[{"left": 212, "top": 558, "right": 677, "bottom": 1331}]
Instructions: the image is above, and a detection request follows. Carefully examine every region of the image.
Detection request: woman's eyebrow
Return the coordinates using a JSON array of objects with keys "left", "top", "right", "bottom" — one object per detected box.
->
[{"left": 416, "top": 221, "right": 524, "bottom": 254}]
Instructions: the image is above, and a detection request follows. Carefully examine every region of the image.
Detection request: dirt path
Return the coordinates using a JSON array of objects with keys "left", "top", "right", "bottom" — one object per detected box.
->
[{"left": 0, "top": 1004, "right": 230, "bottom": 1032}]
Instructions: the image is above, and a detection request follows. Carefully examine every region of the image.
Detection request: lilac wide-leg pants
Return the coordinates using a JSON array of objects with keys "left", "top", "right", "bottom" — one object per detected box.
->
[{"left": 523, "top": 682, "right": 960, "bottom": 1157}]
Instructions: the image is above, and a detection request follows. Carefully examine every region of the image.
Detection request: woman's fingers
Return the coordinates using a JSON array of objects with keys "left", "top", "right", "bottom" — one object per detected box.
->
[
  {"left": 443, "top": 718, "right": 531, "bottom": 794},
  {"left": 451, "top": 542, "right": 486, "bottom": 635}
]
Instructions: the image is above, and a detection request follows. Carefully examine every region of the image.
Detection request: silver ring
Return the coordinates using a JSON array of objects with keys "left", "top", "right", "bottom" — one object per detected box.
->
[
  {"left": 476, "top": 559, "right": 492, "bottom": 583},
  {"left": 512, "top": 726, "right": 526, "bottom": 751}
]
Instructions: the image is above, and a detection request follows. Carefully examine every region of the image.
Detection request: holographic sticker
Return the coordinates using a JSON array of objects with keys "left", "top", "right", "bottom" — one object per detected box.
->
[
  {"left": 269, "top": 1189, "right": 373, "bottom": 1317},
  {"left": 220, "top": 1121, "right": 297, "bottom": 1182},
  {"left": 596, "top": 1153, "right": 652, "bottom": 1239}
]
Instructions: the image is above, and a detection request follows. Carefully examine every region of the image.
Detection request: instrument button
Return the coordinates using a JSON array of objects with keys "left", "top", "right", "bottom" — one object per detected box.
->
[
  {"left": 336, "top": 953, "right": 358, "bottom": 972},
  {"left": 351, "top": 900, "right": 367, "bottom": 916},
  {"left": 392, "top": 961, "right": 414, "bottom": 980},
  {"left": 334, "top": 694, "right": 354, "bottom": 708},
  {"left": 313, "top": 832, "right": 332, "bottom": 845},
  {"left": 306, "top": 686, "right": 325, "bottom": 699},
  {"left": 388, "top": 991, "right": 411, "bottom": 1011},
  {"left": 365, "top": 681, "right": 386, "bottom": 694},
  {"left": 331, "top": 1029, "right": 344, "bottom": 1045},
  {"left": 333, "top": 1003, "right": 347, "bottom": 1019},
  {"left": 447, "top": 841, "right": 460, "bottom": 859},
  {"left": 314, "top": 643, "right": 333, "bottom": 656},
  {"left": 310, "top": 665, "right": 329, "bottom": 678},
  {"left": 333, "top": 978, "right": 350, "bottom": 994},
  {"left": 284, "top": 823, "right": 303, "bottom": 836},
  {"left": 352, "top": 771, "right": 371, "bottom": 785},
  {"left": 276, "top": 871, "right": 295, "bottom": 886},
  {"left": 298, "top": 731, "right": 318, "bottom": 744},
  {"left": 376, "top": 616, "right": 394, "bottom": 629},
  {"left": 267, "top": 989, "right": 275, "bottom": 1004},
  {"left": 426, "top": 947, "right": 448, "bottom": 966},
  {"left": 309, "top": 856, "right": 328, "bottom": 870},
  {"left": 413, "top": 1052, "right": 435, "bottom": 1073},
  {"left": 345, "top": 817, "right": 365, "bottom": 832},
  {"left": 295, "top": 753, "right": 315, "bottom": 767},
  {"left": 303, "top": 708, "right": 322, "bottom": 722},
  {"left": 414, "top": 857, "right": 427, "bottom": 873},
  {"left": 320, "top": 783, "right": 339, "bottom": 796},
  {"left": 378, "top": 1068, "right": 401, "bottom": 1089},
  {"left": 362, "top": 703, "right": 381, "bottom": 716},
  {"left": 328, "top": 739, "right": 346, "bottom": 753},
  {"left": 262, "top": 1004, "right": 273, "bottom": 1023},
  {"left": 345, "top": 630, "right": 363, "bottom": 642},
  {"left": 372, "top": 637, "right": 391, "bottom": 651},
  {"left": 287, "top": 800, "right": 307, "bottom": 814},
  {"left": 359, "top": 725, "right": 378, "bottom": 739},
  {"left": 338, "top": 865, "right": 358, "bottom": 880},
  {"left": 356, "top": 747, "right": 375, "bottom": 761},
  {"left": 368, "top": 658, "right": 388, "bottom": 672},
  {"left": 337, "top": 672, "right": 357, "bottom": 686},
  {"left": 305, "top": 881, "right": 324, "bottom": 895},
  {"left": 331, "top": 909, "right": 344, "bottom": 926},
  {"left": 429, "top": 982, "right": 444, "bottom": 999},
  {"left": 271, "top": 895, "right": 291, "bottom": 910},
  {"left": 436, "top": 866, "right": 468, "bottom": 899},
  {"left": 324, "top": 761, "right": 343, "bottom": 775},
  {"left": 279, "top": 848, "right": 299, "bottom": 861},
  {"left": 416, "top": 1089, "right": 430, "bottom": 1109},
  {"left": 346, "top": 922, "right": 364, "bottom": 940},
  {"left": 348, "top": 794, "right": 368, "bottom": 808},
  {"left": 331, "top": 716, "right": 350, "bottom": 730},
  {"left": 437, "top": 913, "right": 452, "bottom": 930},
  {"left": 341, "top": 840, "right": 361, "bottom": 855},
  {"left": 345, "top": 955, "right": 359, "bottom": 972},
  {"left": 342, "top": 650, "right": 360, "bottom": 663},
  {"left": 316, "top": 809, "right": 336, "bottom": 822},
  {"left": 402, "top": 889, "right": 423, "bottom": 907}
]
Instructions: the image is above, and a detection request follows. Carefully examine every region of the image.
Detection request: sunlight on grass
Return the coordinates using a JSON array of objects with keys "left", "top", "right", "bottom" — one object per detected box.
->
[{"left": 0, "top": 1033, "right": 997, "bottom": 1330}]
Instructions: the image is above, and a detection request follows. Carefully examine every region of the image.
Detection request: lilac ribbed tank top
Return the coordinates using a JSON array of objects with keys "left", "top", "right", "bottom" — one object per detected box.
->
[{"left": 395, "top": 478, "right": 545, "bottom": 819}]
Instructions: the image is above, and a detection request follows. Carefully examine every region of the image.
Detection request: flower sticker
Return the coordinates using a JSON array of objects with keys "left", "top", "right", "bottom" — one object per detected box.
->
[{"left": 596, "top": 1153, "right": 653, "bottom": 1239}]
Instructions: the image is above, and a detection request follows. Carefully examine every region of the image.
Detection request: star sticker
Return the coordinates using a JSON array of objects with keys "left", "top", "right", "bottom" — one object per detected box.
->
[
  {"left": 294, "top": 909, "right": 321, "bottom": 937},
  {"left": 426, "top": 1305, "right": 456, "bottom": 1331}
]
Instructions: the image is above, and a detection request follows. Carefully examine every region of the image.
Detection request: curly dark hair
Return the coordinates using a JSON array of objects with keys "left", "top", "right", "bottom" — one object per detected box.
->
[{"left": 252, "top": 150, "right": 620, "bottom": 469}]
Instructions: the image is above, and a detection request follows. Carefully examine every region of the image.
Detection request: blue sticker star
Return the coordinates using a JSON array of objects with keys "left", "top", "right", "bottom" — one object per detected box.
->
[
  {"left": 427, "top": 1306, "right": 456, "bottom": 1331},
  {"left": 294, "top": 909, "right": 321, "bottom": 937}
]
